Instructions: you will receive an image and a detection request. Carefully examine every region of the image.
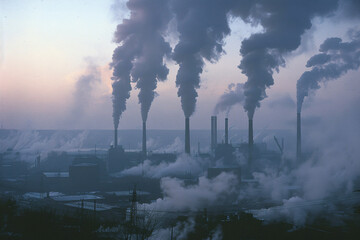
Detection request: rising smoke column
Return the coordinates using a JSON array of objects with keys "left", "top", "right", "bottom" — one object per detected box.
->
[
  {"left": 171, "top": 0, "right": 235, "bottom": 118},
  {"left": 130, "top": 0, "right": 172, "bottom": 122},
  {"left": 234, "top": 0, "right": 339, "bottom": 120},
  {"left": 110, "top": 0, "right": 171, "bottom": 129},
  {"left": 214, "top": 83, "right": 245, "bottom": 116},
  {"left": 297, "top": 31, "right": 360, "bottom": 112}
]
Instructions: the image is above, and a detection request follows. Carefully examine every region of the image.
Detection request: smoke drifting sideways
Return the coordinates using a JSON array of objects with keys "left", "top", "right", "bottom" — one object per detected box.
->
[
  {"left": 234, "top": 0, "right": 339, "bottom": 120},
  {"left": 297, "top": 30, "right": 360, "bottom": 113},
  {"left": 213, "top": 83, "right": 244, "bottom": 116},
  {"left": 117, "top": 153, "right": 210, "bottom": 179},
  {"left": 143, "top": 172, "right": 239, "bottom": 211},
  {"left": 0, "top": 130, "right": 89, "bottom": 162},
  {"left": 171, "top": 0, "right": 235, "bottom": 118},
  {"left": 111, "top": 0, "right": 171, "bottom": 129}
]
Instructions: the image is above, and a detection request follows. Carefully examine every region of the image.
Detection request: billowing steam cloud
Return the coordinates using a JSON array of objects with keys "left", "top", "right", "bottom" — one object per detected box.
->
[
  {"left": 143, "top": 172, "right": 239, "bottom": 211},
  {"left": 297, "top": 30, "right": 360, "bottom": 112},
  {"left": 111, "top": 0, "right": 171, "bottom": 129},
  {"left": 116, "top": 153, "right": 210, "bottom": 178},
  {"left": 171, "top": 0, "right": 234, "bottom": 118},
  {"left": 214, "top": 83, "right": 244, "bottom": 116},
  {"left": 234, "top": 0, "right": 339, "bottom": 119}
]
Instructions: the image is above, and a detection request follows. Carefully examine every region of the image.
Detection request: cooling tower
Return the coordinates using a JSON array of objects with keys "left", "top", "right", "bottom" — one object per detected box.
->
[{"left": 185, "top": 117, "right": 190, "bottom": 154}]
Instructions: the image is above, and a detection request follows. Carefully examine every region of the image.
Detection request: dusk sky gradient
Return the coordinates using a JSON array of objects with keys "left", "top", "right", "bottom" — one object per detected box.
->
[{"left": 0, "top": 0, "right": 359, "bottom": 130}]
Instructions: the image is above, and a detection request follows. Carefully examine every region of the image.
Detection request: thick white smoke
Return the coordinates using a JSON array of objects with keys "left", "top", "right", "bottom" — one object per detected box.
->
[
  {"left": 143, "top": 172, "right": 239, "bottom": 211},
  {"left": 117, "top": 153, "right": 210, "bottom": 178},
  {"left": 297, "top": 30, "right": 360, "bottom": 112}
]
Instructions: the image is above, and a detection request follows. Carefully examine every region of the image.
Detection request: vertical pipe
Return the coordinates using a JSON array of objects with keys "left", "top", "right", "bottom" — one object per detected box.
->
[
  {"left": 248, "top": 118, "right": 253, "bottom": 163},
  {"left": 142, "top": 121, "right": 147, "bottom": 157},
  {"left": 185, "top": 117, "right": 190, "bottom": 154},
  {"left": 114, "top": 127, "right": 118, "bottom": 148},
  {"left": 225, "top": 118, "right": 229, "bottom": 145},
  {"left": 297, "top": 112, "right": 301, "bottom": 161}
]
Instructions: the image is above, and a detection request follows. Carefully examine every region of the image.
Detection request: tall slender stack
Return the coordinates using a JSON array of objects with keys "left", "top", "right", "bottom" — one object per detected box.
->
[
  {"left": 248, "top": 118, "right": 253, "bottom": 163},
  {"left": 142, "top": 121, "right": 147, "bottom": 157},
  {"left": 296, "top": 112, "right": 301, "bottom": 161},
  {"left": 211, "top": 116, "right": 217, "bottom": 150},
  {"left": 185, "top": 117, "right": 190, "bottom": 154},
  {"left": 114, "top": 127, "right": 118, "bottom": 148},
  {"left": 225, "top": 117, "right": 229, "bottom": 145}
]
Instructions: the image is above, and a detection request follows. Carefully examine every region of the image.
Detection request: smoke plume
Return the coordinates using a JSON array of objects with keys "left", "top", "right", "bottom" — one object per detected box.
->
[
  {"left": 129, "top": 0, "right": 172, "bottom": 122},
  {"left": 117, "top": 153, "right": 210, "bottom": 178},
  {"left": 171, "top": 0, "right": 235, "bottom": 118},
  {"left": 71, "top": 59, "right": 101, "bottom": 119},
  {"left": 234, "top": 0, "right": 339, "bottom": 119},
  {"left": 214, "top": 83, "right": 245, "bottom": 116},
  {"left": 143, "top": 172, "right": 239, "bottom": 211},
  {"left": 297, "top": 31, "right": 360, "bottom": 112},
  {"left": 111, "top": 0, "right": 171, "bottom": 128}
]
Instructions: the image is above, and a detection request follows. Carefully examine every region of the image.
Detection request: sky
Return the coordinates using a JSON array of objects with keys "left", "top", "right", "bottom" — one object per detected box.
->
[{"left": 0, "top": 0, "right": 359, "bottom": 130}]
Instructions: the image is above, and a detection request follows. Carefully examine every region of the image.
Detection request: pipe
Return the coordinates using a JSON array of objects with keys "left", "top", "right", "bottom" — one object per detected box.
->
[
  {"left": 297, "top": 112, "right": 301, "bottom": 161},
  {"left": 225, "top": 117, "right": 229, "bottom": 145},
  {"left": 185, "top": 117, "right": 190, "bottom": 154},
  {"left": 142, "top": 121, "right": 147, "bottom": 157}
]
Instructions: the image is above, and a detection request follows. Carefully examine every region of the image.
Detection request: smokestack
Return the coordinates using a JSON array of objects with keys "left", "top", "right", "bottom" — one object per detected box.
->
[
  {"left": 225, "top": 117, "right": 228, "bottom": 145},
  {"left": 114, "top": 127, "right": 118, "bottom": 148},
  {"left": 185, "top": 117, "right": 190, "bottom": 154},
  {"left": 142, "top": 121, "right": 147, "bottom": 157},
  {"left": 248, "top": 118, "right": 253, "bottom": 163},
  {"left": 297, "top": 112, "right": 301, "bottom": 161},
  {"left": 211, "top": 116, "right": 214, "bottom": 150},
  {"left": 211, "top": 116, "right": 217, "bottom": 150}
]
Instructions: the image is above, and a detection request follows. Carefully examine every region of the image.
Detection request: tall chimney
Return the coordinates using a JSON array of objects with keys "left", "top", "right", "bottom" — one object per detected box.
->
[
  {"left": 114, "top": 127, "right": 118, "bottom": 148},
  {"left": 211, "top": 116, "right": 214, "bottom": 150},
  {"left": 214, "top": 116, "right": 217, "bottom": 147},
  {"left": 185, "top": 117, "right": 190, "bottom": 154},
  {"left": 296, "top": 112, "right": 301, "bottom": 161},
  {"left": 225, "top": 117, "right": 229, "bottom": 145},
  {"left": 248, "top": 118, "right": 253, "bottom": 163},
  {"left": 142, "top": 121, "right": 147, "bottom": 157},
  {"left": 211, "top": 116, "right": 218, "bottom": 150}
]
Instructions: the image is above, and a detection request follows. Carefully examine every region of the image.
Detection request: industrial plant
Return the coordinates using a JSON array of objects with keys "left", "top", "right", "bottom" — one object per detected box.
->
[{"left": 1, "top": 0, "right": 360, "bottom": 239}]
